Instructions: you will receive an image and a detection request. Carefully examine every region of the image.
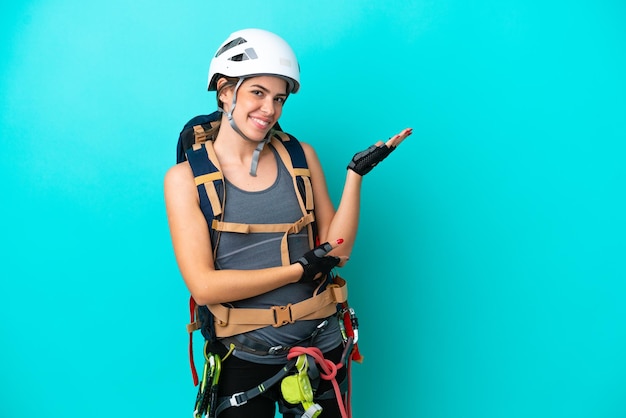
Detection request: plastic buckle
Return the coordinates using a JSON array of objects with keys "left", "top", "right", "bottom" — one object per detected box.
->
[
  {"left": 268, "top": 345, "right": 284, "bottom": 355},
  {"left": 229, "top": 392, "right": 247, "bottom": 407},
  {"left": 302, "top": 404, "right": 323, "bottom": 418},
  {"left": 271, "top": 304, "right": 294, "bottom": 327},
  {"left": 215, "top": 307, "right": 230, "bottom": 327}
]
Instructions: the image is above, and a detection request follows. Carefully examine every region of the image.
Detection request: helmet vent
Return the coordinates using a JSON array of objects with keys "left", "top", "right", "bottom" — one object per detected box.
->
[
  {"left": 215, "top": 37, "right": 247, "bottom": 57},
  {"left": 228, "top": 48, "right": 258, "bottom": 62}
]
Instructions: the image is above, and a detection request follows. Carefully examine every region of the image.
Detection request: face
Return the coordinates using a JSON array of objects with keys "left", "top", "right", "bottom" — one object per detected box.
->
[{"left": 219, "top": 76, "right": 289, "bottom": 141}]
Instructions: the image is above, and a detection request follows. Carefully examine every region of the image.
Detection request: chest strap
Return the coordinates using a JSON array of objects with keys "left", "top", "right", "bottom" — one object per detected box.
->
[{"left": 211, "top": 212, "right": 315, "bottom": 267}]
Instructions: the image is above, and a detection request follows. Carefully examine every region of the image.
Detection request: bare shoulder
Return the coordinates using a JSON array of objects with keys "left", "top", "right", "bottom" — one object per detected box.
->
[
  {"left": 299, "top": 141, "right": 330, "bottom": 193},
  {"left": 299, "top": 141, "right": 322, "bottom": 167},
  {"left": 299, "top": 140, "right": 315, "bottom": 153},
  {"left": 165, "top": 161, "right": 192, "bottom": 185},
  {"left": 164, "top": 161, "right": 197, "bottom": 202}
]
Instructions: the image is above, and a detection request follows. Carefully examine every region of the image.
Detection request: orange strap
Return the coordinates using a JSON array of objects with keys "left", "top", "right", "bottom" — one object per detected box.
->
[
  {"left": 209, "top": 277, "right": 348, "bottom": 337},
  {"left": 211, "top": 212, "right": 315, "bottom": 267},
  {"left": 185, "top": 277, "right": 347, "bottom": 339}
]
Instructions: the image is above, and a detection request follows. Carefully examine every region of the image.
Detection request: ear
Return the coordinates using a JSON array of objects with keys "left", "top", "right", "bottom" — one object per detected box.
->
[
  {"left": 215, "top": 78, "right": 230, "bottom": 108},
  {"left": 216, "top": 76, "right": 228, "bottom": 91}
]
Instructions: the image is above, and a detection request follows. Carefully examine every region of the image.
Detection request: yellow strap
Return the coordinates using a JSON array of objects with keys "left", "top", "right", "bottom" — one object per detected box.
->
[
  {"left": 292, "top": 168, "right": 314, "bottom": 211},
  {"left": 193, "top": 125, "right": 209, "bottom": 143},
  {"left": 186, "top": 321, "right": 201, "bottom": 333},
  {"left": 194, "top": 172, "right": 221, "bottom": 186},
  {"left": 205, "top": 182, "right": 222, "bottom": 217},
  {"left": 271, "top": 138, "right": 309, "bottom": 216},
  {"left": 273, "top": 130, "right": 291, "bottom": 143},
  {"left": 302, "top": 175, "right": 313, "bottom": 211},
  {"left": 293, "top": 168, "right": 310, "bottom": 177},
  {"left": 207, "top": 277, "right": 348, "bottom": 337},
  {"left": 191, "top": 141, "right": 224, "bottom": 217},
  {"left": 213, "top": 213, "right": 315, "bottom": 266},
  {"left": 270, "top": 138, "right": 315, "bottom": 258},
  {"left": 212, "top": 212, "right": 314, "bottom": 234},
  {"left": 192, "top": 122, "right": 220, "bottom": 144},
  {"left": 203, "top": 140, "right": 223, "bottom": 170},
  {"left": 212, "top": 220, "right": 295, "bottom": 234}
]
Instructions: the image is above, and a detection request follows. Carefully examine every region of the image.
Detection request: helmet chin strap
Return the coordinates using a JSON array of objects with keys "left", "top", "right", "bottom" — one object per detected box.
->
[{"left": 220, "top": 77, "right": 271, "bottom": 177}]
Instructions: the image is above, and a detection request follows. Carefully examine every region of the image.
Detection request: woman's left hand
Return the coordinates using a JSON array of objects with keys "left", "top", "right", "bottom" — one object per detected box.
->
[
  {"left": 383, "top": 127, "right": 412, "bottom": 148},
  {"left": 347, "top": 127, "right": 413, "bottom": 176}
]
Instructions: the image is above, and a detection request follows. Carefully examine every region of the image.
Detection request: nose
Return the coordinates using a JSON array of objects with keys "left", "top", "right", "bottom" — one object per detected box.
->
[{"left": 260, "top": 97, "right": 276, "bottom": 116}]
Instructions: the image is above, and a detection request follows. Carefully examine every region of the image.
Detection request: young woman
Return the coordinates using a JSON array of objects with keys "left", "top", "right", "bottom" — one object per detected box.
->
[{"left": 164, "top": 28, "right": 412, "bottom": 418}]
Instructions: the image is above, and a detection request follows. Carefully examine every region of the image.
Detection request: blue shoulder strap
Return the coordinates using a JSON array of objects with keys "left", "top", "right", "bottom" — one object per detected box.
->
[
  {"left": 185, "top": 141, "right": 224, "bottom": 250},
  {"left": 176, "top": 111, "right": 222, "bottom": 164},
  {"left": 275, "top": 131, "right": 307, "bottom": 169}
]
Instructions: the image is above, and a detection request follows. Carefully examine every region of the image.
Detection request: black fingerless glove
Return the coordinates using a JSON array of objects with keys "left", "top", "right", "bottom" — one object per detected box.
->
[
  {"left": 296, "top": 242, "right": 340, "bottom": 282},
  {"left": 347, "top": 143, "right": 396, "bottom": 176}
]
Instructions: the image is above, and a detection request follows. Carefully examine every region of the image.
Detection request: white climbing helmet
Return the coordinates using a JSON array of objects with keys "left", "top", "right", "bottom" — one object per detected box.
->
[{"left": 207, "top": 28, "right": 301, "bottom": 94}]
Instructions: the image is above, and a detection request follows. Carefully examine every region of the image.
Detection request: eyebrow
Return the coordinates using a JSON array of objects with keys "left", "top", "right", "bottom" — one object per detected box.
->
[{"left": 249, "top": 84, "right": 288, "bottom": 96}]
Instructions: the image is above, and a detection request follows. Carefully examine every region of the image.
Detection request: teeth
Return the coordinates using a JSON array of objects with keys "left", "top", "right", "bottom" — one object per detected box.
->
[{"left": 251, "top": 117, "right": 269, "bottom": 127}]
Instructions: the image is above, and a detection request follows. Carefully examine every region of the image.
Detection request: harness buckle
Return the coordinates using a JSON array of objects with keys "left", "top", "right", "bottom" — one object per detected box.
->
[
  {"left": 215, "top": 307, "right": 230, "bottom": 327},
  {"left": 268, "top": 345, "right": 285, "bottom": 355},
  {"left": 292, "top": 215, "right": 308, "bottom": 233},
  {"left": 229, "top": 392, "right": 247, "bottom": 407},
  {"left": 271, "top": 304, "right": 294, "bottom": 327}
]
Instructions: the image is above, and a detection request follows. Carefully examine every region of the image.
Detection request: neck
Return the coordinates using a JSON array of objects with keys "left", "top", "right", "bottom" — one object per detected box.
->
[{"left": 214, "top": 123, "right": 270, "bottom": 165}]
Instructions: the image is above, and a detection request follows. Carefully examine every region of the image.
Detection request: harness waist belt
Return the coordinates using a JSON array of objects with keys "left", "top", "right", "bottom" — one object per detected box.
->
[{"left": 206, "top": 277, "right": 347, "bottom": 338}]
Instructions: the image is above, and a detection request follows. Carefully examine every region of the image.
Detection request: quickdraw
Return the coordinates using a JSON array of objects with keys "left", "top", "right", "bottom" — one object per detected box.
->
[{"left": 194, "top": 342, "right": 222, "bottom": 418}]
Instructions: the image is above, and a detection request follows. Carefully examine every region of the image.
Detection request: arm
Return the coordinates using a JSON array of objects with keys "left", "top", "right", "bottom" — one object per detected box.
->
[
  {"left": 302, "top": 144, "right": 361, "bottom": 260},
  {"left": 302, "top": 128, "right": 413, "bottom": 261},
  {"left": 164, "top": 162, "right": 303, "bottom": 306}
]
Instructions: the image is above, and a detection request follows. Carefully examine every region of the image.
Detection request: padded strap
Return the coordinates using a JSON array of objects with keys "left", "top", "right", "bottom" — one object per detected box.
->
[
  {"left": 186, "top": 142, "right": 224, "bottom": 225},
  {"left": 271, "top": 136, "right": 315, "bottom": 252},
  {"left": 271, "top": 137, "right": 310, "bottom": 214},
  {"left": 208, "top": 277, "right": 348, "bottom": 338}
]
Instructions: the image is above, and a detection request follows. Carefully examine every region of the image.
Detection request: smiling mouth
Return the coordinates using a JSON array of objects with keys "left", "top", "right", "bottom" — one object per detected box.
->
[{"left": 250, "top": 116, "right": 271, "bottom": 129}]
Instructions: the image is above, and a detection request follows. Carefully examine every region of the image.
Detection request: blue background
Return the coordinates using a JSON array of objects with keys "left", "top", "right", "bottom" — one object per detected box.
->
[{"left": 1, "top": 1, "right": 625, "bottom": 417}]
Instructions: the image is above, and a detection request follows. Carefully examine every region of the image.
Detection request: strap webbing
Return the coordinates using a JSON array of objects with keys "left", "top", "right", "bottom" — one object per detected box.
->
[
  {"left": 193, "top": 125, "right": 210, "bottom": 143},
  {"left": 270, "top": 137, "right": 315, "bottom": 251},
  {"left": 271, "top": 138, "right": 309, "bottom": 214},
  {"left": 212, "top": 212, "right": 315, "bottom": 267},
  {"left": 208, "top": 277, "right": 348, "bottom": 338},
  {"left": 214, "top": 358, "right": 298, "bottom": 416},
  {"left": 211, "top": 215, "right": 313, "bottom": 234}
]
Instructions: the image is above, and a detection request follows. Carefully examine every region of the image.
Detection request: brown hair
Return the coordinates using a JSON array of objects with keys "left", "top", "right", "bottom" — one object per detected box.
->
[
  {"left": 216, "top": 75, "right": 240, "bottom": 109},
  {"left": 196, "top": 76, "right": 241, "bottom": 142}
]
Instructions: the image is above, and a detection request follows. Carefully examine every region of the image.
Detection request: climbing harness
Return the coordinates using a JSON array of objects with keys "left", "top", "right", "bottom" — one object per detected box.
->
[
  {"left": 190, "top": 303, "right": 361, "bottom": 418},
  {"left": 208, "top": 334, "right": 359, "bottom": 418}
]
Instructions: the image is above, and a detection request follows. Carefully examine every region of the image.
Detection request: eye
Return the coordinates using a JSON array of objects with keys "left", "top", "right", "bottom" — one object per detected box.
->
[{"left": 275, "top": 96, "right": 286, "bottom": 104}]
